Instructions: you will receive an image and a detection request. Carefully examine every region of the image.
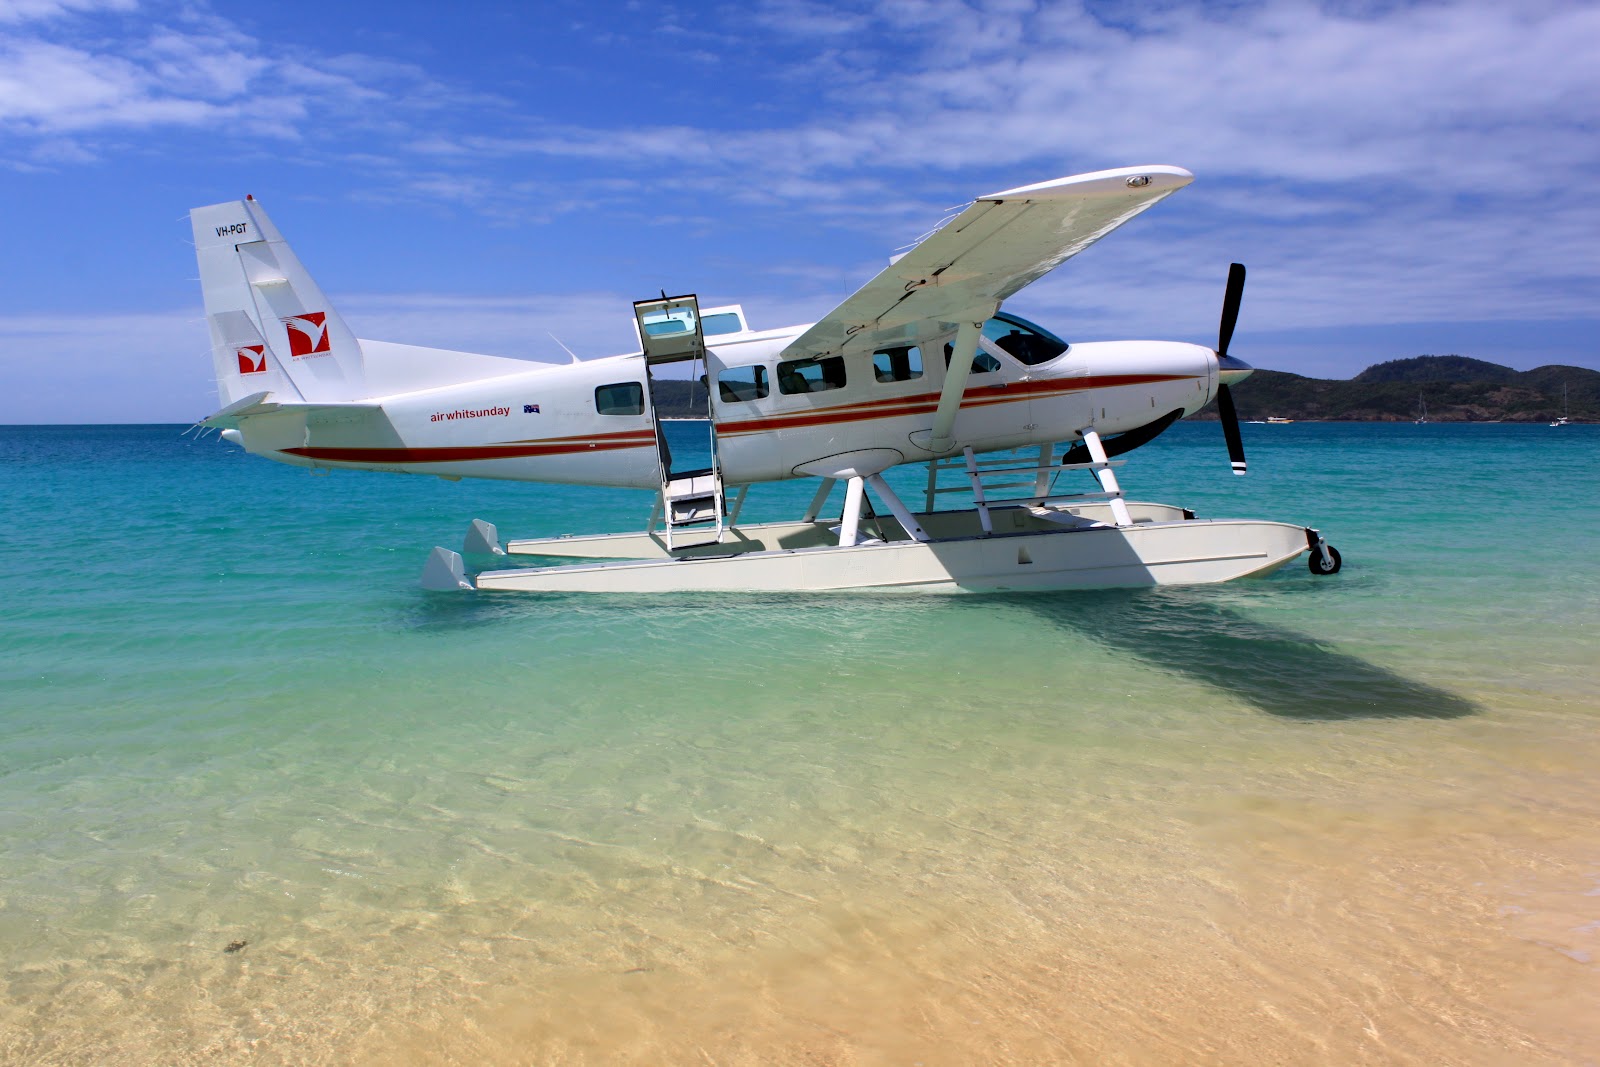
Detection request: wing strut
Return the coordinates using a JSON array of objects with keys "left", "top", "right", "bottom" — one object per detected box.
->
[{"left": 926, "top": 313, "right": 992, "bottom": 453}]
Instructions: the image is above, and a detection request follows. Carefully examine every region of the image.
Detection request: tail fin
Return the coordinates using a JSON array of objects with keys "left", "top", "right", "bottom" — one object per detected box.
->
[{"left": 191, "top": 197, "right": 367, "bottom": 406}]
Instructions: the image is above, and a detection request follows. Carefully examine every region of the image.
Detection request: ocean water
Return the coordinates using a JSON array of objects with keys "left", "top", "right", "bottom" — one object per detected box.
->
[{"left": 1, "top": 421, "right": 1597, "bottom": 1064}]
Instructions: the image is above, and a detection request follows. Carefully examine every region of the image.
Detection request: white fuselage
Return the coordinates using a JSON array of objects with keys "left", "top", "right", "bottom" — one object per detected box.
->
[{"left": 231, "top": 324, "right": 1220, "bottom": 489}]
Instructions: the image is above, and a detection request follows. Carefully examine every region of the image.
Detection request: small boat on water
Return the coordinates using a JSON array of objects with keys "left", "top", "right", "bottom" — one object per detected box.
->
[
  {"left": 1266, "top": 416, "right": 1294, "bottom": 424},
  {"left": 1550, "top": 385, "right": 1571, "bottom": 427},
  {"left": 1415, "top": 393, "right": 1428, "bottom": 424}
]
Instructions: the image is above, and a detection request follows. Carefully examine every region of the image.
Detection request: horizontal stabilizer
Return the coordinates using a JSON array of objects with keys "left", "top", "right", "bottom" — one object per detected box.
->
[
  {"left": 201, "top": 390, "right": 277, "bottom": 427},
  {"left": 200, "top": 392, "right": 380, "bottom": 429}
]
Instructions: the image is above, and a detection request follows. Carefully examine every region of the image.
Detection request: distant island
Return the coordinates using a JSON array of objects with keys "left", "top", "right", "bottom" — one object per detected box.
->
[
  {"left": 1203, "top": 355, "right": 1594, "bottom": 423},
  {"left": 648, "top": 355, "right": 1593, "bottom": 422}
]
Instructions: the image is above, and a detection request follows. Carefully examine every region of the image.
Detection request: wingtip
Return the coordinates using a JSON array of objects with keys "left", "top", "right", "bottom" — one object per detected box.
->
[{"left": 981, "top": 165, "right": 1194, "bottom": 200}]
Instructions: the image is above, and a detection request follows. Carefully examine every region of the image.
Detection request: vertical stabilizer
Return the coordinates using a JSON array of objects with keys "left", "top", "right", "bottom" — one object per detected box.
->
[{"left": 191, "top": 198, "right": 366, "bottom": 405}]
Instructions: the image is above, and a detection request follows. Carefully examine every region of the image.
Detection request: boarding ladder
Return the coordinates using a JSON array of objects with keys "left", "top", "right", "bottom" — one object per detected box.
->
[
  {"left": 922, "top": 442, "right": 1132, "bottom": 532},
  {"left": 634, "top": 293, "right": 727, "bottom": 550}
]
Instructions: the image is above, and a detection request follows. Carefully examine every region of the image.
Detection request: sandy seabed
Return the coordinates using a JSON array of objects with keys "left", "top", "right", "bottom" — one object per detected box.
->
[{"left": 6, "top": 708, "right": 1596, "bottom": 1067}]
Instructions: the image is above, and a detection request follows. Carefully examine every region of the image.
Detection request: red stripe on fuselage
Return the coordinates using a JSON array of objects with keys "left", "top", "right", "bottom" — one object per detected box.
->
[
  {"left": 282, "top": 428, "right": 657, "bottom": 465},
  {"left": 714, "top": 374, "right": 1194, "bottom": 436}
]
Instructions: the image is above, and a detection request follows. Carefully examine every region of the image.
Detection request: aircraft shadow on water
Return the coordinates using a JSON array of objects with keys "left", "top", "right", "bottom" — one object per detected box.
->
[
  {"left": 972, "top": 589, "right": 1479, "bottom": 721},
  {"left": 405, "top": 578, "right": 1475, "bottom": 723}
]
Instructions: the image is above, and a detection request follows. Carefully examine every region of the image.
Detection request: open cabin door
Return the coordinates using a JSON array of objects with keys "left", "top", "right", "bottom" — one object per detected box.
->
[{"left": 632, "top": 294, "right": 725, "bottom": 548}]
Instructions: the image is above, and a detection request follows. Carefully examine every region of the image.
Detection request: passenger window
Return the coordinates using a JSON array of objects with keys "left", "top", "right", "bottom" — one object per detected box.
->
[
  {"left": 983, "top": 313, "right": 1069, "bottom": 366},
  {"left": 718, "top": 365, "right": 769, "bottom": 403},
  {"left": 943, "top": 343, "right": 1002, "bottom": 374},
  {"left": 595, "top": 382, "right": 645, "bottom": 415},
  {"left": 872, "top": 346, "right": 923, "bottom": 383},
  {"left": 701, "top": 312, "right": 744, "bottom": 336},
  {"left": 777, "top": 356, "right": 846, "bottom": 395}
]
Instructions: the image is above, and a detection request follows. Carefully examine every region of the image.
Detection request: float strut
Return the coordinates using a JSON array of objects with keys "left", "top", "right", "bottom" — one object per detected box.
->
[
  {"left": 802, "top": 478, "right": 837, "bottom": 523},
  {"left": 865, "top": 473, "right": 928, "bottom": 542},
  {"left": 1081, "top": 428, "right": 1134, "bottom": 527},
  {"left": 838, "top": 476, "right": 866, "bottom": 546}
]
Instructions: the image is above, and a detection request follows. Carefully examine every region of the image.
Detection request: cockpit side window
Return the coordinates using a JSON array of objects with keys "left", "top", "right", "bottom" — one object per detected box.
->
[
  {"left": 983, "top": 313, "right": 1069, "bottom": 366},
  {"left": 943, "top": 343, "right": 1002, "bottom": 374}
]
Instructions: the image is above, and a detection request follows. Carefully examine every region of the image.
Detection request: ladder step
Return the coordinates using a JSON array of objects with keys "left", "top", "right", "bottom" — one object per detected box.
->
[
  {"left": 664, "top": 474, "right": 718, "bottom": 495},
  {"left": 658, "top": 465, "right": 727, "bottom": 548},
  {"left": 669, "top": 494, "right": 720, "bottom": 525}
]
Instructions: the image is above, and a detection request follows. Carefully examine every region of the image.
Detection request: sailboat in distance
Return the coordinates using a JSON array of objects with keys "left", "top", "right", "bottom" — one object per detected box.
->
[
  {"left": 1550, "top": 384, "right": 1570, "bottom": 427},
  {"left": 1415, "top": 392, "right": 1428, "bottom": 424}
]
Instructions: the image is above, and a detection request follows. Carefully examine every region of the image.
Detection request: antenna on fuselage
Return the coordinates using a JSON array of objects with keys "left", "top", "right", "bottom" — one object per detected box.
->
[{"left": 547, "top": 333, "right": 581, "bottom": 364}]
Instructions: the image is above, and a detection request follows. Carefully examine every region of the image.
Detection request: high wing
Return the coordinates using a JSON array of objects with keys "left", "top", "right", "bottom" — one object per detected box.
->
[{"left": 782, "top": 165, "right": 1193, "bottom": 359}]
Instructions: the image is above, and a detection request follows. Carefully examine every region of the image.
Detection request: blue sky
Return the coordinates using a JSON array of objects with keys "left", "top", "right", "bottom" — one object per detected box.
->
[{"left": 2, "top": 0, "right": 1596, "bottom": 422}]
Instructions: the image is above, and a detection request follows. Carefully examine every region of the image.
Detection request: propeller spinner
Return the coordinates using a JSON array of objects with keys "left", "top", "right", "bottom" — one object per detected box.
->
[{"left": 1214, "top": 262, "right": 1250, "bottom": 475}]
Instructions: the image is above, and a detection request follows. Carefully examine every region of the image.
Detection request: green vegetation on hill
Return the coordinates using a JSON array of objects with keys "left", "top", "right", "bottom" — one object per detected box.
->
[
  {"left": 1353, "top": 355, "right": 1519, "bottom": 384},
  {"left": 1210, "top": 357, "right": 1596, "bottom": 423}
]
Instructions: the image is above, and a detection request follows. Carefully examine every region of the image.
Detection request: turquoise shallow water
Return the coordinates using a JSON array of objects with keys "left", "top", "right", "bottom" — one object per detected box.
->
[{"left": 1, "top": 422, "right": 1598, "bottom": 1064}]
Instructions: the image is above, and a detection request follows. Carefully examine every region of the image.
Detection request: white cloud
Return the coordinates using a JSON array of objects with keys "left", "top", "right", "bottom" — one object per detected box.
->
[
  {"left": 0, "top": 40, "right": 153, "bottom": 125},
  {"left": 0, "top": 0, "right": 133, "bottom": 24},
  {"left": 11, "top": 2, "right": 1594, "bottom": 215},
  {"left": 1, "top": 0, "right": 1596, "bottom": 405},
  {"left": 583, "top": 1, "right": 1600, "bottom": 203},
  {"left": 0, "top": 2, "right": 442, "bottom": 140},
  {"left": 0, "top": 34, "right": 300, "bottom": 134}
]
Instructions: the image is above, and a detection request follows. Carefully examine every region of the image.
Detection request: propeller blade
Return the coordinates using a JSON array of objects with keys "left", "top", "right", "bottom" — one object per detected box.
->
[
  {"left": 1217, "top": 262, "right": 1246, "bottom": 358},
  {"left": 1217, "top": 383, "right": 1247, "bottom": 475}
]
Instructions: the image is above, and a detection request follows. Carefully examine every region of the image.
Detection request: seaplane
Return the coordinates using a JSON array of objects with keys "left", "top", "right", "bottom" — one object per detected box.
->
[{"left": 190, "top": 164, "right": 1344, "bottom": 594}]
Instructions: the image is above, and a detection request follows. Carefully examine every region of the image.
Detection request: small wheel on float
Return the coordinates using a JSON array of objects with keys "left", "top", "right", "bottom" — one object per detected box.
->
[{"left": 1309, "top": 544, "right": 1342, "bottom": 575}]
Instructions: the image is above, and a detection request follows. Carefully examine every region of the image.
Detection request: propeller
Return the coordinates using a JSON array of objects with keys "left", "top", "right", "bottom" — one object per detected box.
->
[{"left": 1215, "top": 262, "right": 1248, "bottom": 476}]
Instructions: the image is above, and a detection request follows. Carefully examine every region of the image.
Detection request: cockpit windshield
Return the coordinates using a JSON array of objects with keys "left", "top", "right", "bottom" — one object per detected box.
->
[{"left": 983, "top": 312, "right": 1069, "bottom": 366}]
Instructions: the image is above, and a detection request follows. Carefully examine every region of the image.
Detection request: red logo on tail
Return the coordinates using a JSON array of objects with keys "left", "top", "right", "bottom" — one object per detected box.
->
[
  {"left": 236, "top": 345, "right": 266, "bottom": 374},
  {"left": 282, "top": 312, "right": 330, "bottom": 357}
]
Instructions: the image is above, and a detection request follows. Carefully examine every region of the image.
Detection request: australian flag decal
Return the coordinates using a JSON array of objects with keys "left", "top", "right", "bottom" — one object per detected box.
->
[{"left": 523, "top": 404, "right": 540, "bottom": 414}]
